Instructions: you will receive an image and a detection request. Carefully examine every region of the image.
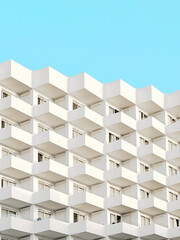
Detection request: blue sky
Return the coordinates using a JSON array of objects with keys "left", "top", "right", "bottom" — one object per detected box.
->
[{"left": 0, "top": 0, "right": 180, "bottom": 93}]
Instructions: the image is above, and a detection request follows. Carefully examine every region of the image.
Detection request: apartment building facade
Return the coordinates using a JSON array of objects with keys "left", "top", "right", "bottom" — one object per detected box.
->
[{"left": 0, "top": 59, "right": 179, "bottom": 240}]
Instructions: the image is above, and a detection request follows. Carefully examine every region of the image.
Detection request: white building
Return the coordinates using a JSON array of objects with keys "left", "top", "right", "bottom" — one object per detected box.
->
[{"left": 0, "top": 59, "right": 179, "bottom": 240}]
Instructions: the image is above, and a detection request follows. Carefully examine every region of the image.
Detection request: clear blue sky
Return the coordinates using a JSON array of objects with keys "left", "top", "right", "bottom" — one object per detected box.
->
[{"left": 0, "top": 0, "right": 180, "bottom": 93}]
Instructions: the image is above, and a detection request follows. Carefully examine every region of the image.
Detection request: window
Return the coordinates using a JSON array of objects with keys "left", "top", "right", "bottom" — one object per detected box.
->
[
  {"left": 169, "top": 191, "right": 178, "bottom": 202},
  {"left": 1, "top": 208, "right": 16, "bottom": 218},
  {"left": 110, "top": 186, "right": 121, "bottom": 197},
  {"left": 38, "top": 152, "right": 50, "bottom": 162},
  {"left": 109, "top": 133, "right": 120, "bottom": 143},
  {"left": 109, "top": 106, "right": 119, "bottom": 115},
  {"left": 168, "top": 140, "right": 177, "bottom": 151},
  {"left": 2, "top": 89, "right": 10, "bottom": 98},
  {"left": 73, "top": 156, "right": 86, "bottom": 165},
  {"left": 141, "top": 215, "right": 150, "bottom": 226},
  {"left": 73, "top": 184, "right": 86, "bottom": 194},
  {"left": 110, "top": 213, "right": 121, "bottom": 224},
  {"left": 168, "top": 115, "right": 176, "bottom": 124},
  {"left": 140, "top": 189, "right": 150, "bottom": 199},
  {"left": 73, "top": 211, "right": 86, "bottom": 222},
  {"left": 169, "top": 166, "right": 177, "bottom": 176},
  {"left": 2, "top": 148, "right": 17, "bottom": 157},
  {"left": 38, "top": 124, "right": 48, "bottom": 133},
  {"left": 38, "top": 209, "right": 51, "bottom": 220},
  {"left": 1, "top": 119, "right": 12, "bottom": 129},
  {"left": 140, "top": 163, "right": 149, "bottom": 173},
  {"left": 109, "top": 159, "right": 120, "bottom": 170},
  {"left": 170, "top": 217, "right": 179, "bottom": 228},
  {"left": 73, "top": 101, "right": 82, "bottom": 110},
  {"left": 38, "top": 181, "right": 52, "bottom": 191},
  {"left": 72, "top": 128, "right": 84, "bottom": 138},
  {"left": 1, "top": 178, "right": 16, "bottom": 188},
  {"left": 37, "top": 96, "right": 47, "bottom": 105},
  {"left": 139, "top": 111, "right": 148, "bottom": 120},
  {"left": 140, "top": 137, "right": 149, "bottom": 146}
]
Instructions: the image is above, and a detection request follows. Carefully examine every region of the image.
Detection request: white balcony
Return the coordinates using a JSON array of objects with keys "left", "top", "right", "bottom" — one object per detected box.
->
[
  {"left": 106, "top": 139, "right": 136, "bottom": 161},
  {"left": 107, "top": 167, "right": 137, "bottom": 187},
  {"left": 105, "top": 111, "right": 136, "bottom": 135},
  {"left": 167, "top": 173, "right": 180, "bottom": 191},
  {"left": 69, "top": 72, "right": 103, "bottom": 105},
  {"left": 0, "top": 216, "right": 32, "bottom": 237},
  {"left": 166, "top": 120, "right": 180, "bottom": 141},
  {"left": 169, "top": 226, "right": 180, "bottom": 239},
  {"left": 137, "top": 85, "right": 164, "bottom": 114},
  {"left": 34, "top": 218, "right": 68, "bottom": 238},
  {"left": 108, "top": 222, "right": 138, "bottom": 239},
  {"left": 69, "top": 220, "right": 105, "bottom": 240},
  {"left": 168, "top": 199, "right": 180, "bottom": 217},
  {"left": 33, "top": 159, "right": 68, "bottom": 182},
  {"left": 104, "top": 79, "right": 136, "bottom": 109},
  {"left": 33, "top": 101, "right": 67, "bottom": 128},
  {"left": 166, "top": 90, "right": 180, "bottom": 117},
  {"left": 139, "top": 223, "right": 168, "bottom": 240},
  {"left": 138, "top": 143, "right": 165, "bottom": 164},
  {"left": 33, "top": 130, "right": 67, "bottom": 155},
  {"left": 107, "top": 194, "right": 137, "bottom": 214},
  {"left": 166, "top": 147, "right": 180, "bottom": 167},
  {"left": 0, "top": 95, "right": 32, "bottom": 122},
  {"left": 0, "top": 60, "right": 32, "bottom": 94},
  {"left": 33, "top": 189, "right": 68, "bottom": 210},
  {"left": 69, "top": 106, "right": 103, "bottom": 132},
  {"left": 137, "top": 116, "right": 165, "bottom": 139},
  {"left": 138, "top": 170, "right": 166, "bottom": 190},
  {"left": 69, "top": 163, "right": 104, "bottom": 185},
  {"left": 0, "top": 126, "right": 32, "bottom": 151},
  {"left": 32, "top": 67, "right": 67, "bottom": 99},
  {"left": 69, "top": 135, "right": 103, "bottom": 159},
  {"left": 0, "top": 186, "right": 32, "bottom": 208},
  {"left": 0, "top": 155, "right": 32, "bottom": 179},
  {"left": 139, "top": 196, "right": 167, "bottom": 216},
  {"left": 69, "top": 192, "right": 104, "bottom": 213}
]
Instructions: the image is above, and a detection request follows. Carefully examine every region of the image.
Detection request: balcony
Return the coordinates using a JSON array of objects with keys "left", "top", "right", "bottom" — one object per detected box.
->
[
  {"left": 138, "top": 170, "right": 166, "bottom": 190},
  {"left": 107, "top": 167, "right": 137, "bottom": 187},
  {"left": 166, "top": 90, "right": 180, "bottom": 117},
  {"left": 104, "top": 79, "right": 136, "bottom": 109},
  {"left": 33, "top": 130, "right": 67, "bottom": 155},
  {"left": 0, "top": 155, "right": 32, "bottom": 179},
  {"left": 138, "top": 143, "right": 165, "bottom": 164},
  {"left": 69, "top": 106, "right": 103, "bottom": 132},
  {"left": 137, "top": 116, "right": 165, "bottom": 139},
  {"left": 166, "top": 147, "right": 180, "bottom": 167},
  {"left": 33, "top": 159, "right": 68, "bottom": 182},
  {"left": 69, "top": 135, "right": 103, "bottom": 159},
  {"left": 139, "top": 223, "right": 168, "bottom": 240},
  {"left": 69, "top": 72, "right": 103, "bottom": 105},
  {"left": 167, "top": 173, "right": 180, "bottom": 191},
  {"left": 69, "top": 163, "right": 104, "bottom": 185},
  {"left": 0, "top": 186, "right": 32, "bottom": 208},
  {"left": 139, "top": 196, "right": 167, "bottom": 216},
  {"left": 69, "top": 192, "right": 104, "bottom": 213},
  {"left": 34, "top": 218, "right": 68, "bottom": 238},
  {"left": 108, "top": 222, "right": 138, "bottom": 239},
  {"left": 169, "top": 226, "right": 180, "bottom": 239},
  {"left": 105, "top": 111, "right": 136, "bottom": 135},
  {"left": 0, "top": 95, "right": 32, "bottom": 122},
  {"left": 33, "top": 189, "right": 68, "bottom": 210},
  {"left": 0, "top": 126, "right": 32, "bottom": 151},
  {"left": 166, "top": 120, "right": 180, "bottom": 141},
  {"left": 33, "top": 101, "right": 67, "bottom": 128},
  {"left": 137, "top": 85, "right": 164, "bottom": 114},
  {"left": 107, "top": 194, "right": 137, "bottom": 214},
  {"left": 0, "top": 60, "right": 32, "bottom": 94},
  {"left": 168, "top": 199, "right": 180, "bottom": 217},
  {"left": 106, "top": 139, "right": 136, "bottom": 161},
  {"left": 0, "top": 216, "right": 32, "bottom": 238},
  {"left": 32, "top": 67, "right": 67, "bottom": 99},
  {"left": 69, "top": 220, "right": 105, "bottom": 240}
]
